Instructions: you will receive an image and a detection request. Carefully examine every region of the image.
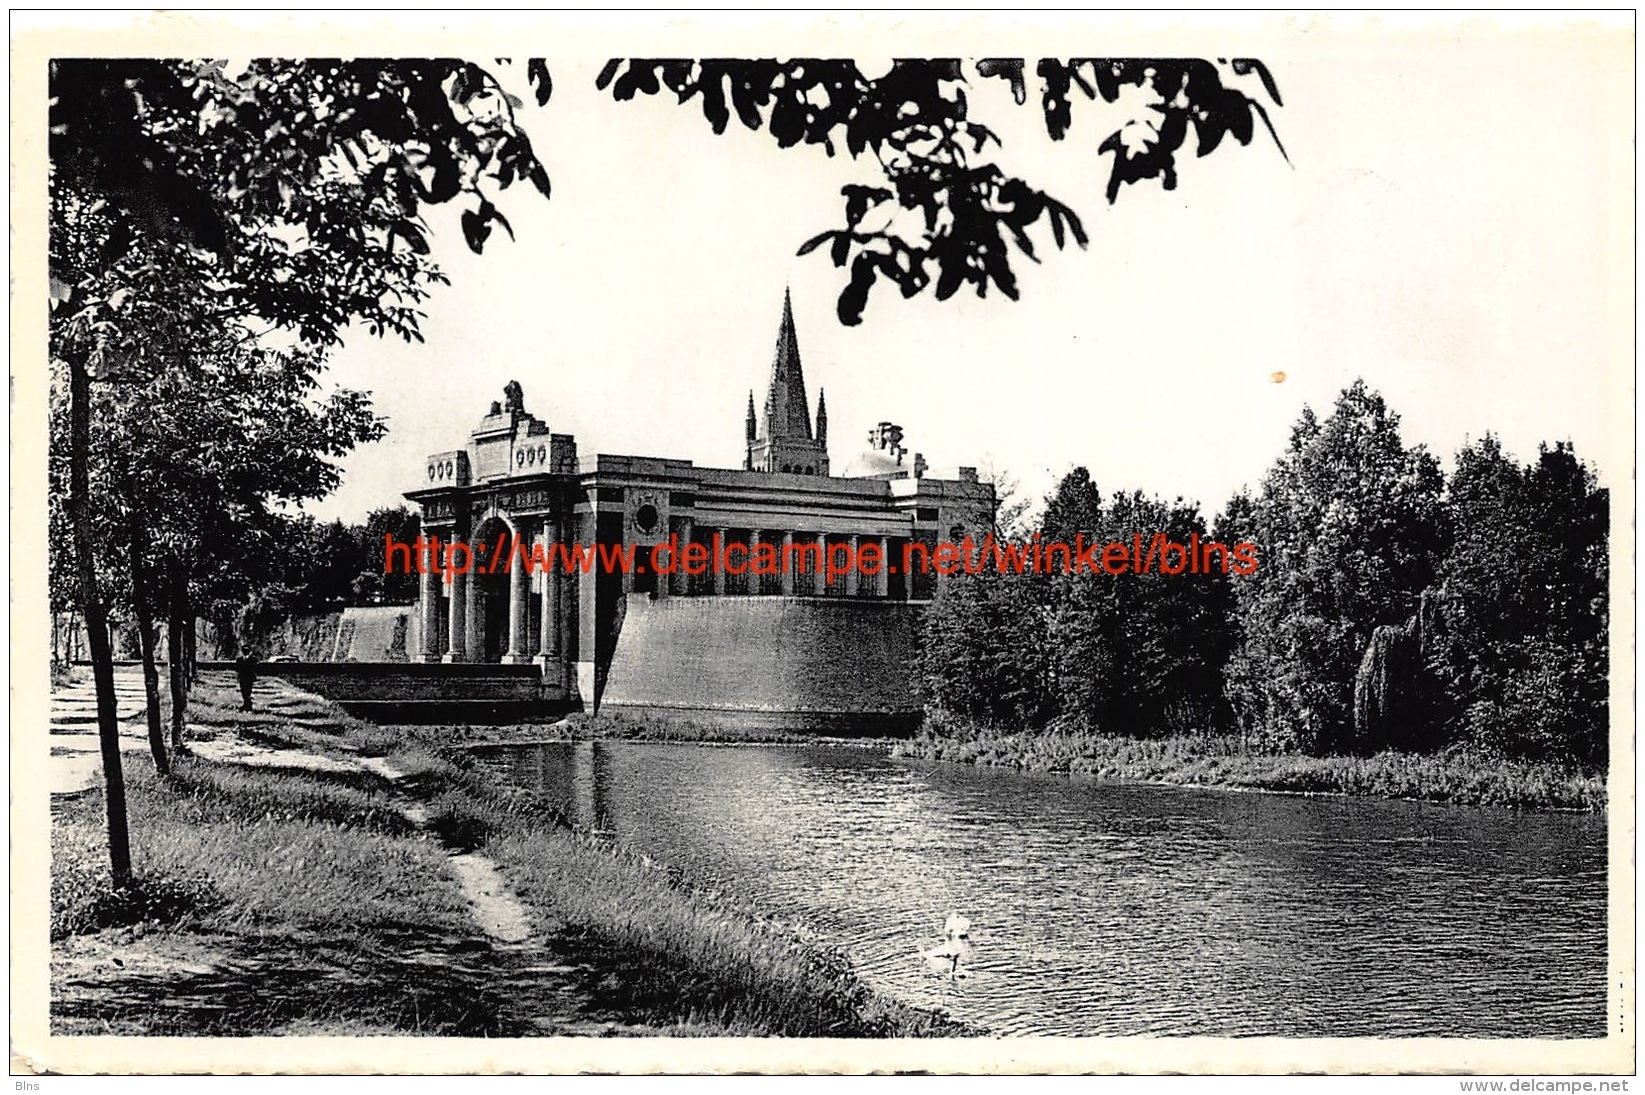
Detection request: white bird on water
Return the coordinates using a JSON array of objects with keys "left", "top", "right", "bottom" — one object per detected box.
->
[{"left": 919, "top": 913, "right": 974, "bottom": 979}]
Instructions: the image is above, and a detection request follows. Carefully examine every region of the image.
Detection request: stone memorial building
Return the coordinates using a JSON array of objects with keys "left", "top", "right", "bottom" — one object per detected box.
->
[{"left": 403, "top": 292, "right": 994, "bottom": 729}]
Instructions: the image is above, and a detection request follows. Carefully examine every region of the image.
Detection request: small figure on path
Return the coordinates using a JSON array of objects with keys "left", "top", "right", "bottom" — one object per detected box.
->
[{"left": 234, "top": 651, "right": 259, "bottom": 711}]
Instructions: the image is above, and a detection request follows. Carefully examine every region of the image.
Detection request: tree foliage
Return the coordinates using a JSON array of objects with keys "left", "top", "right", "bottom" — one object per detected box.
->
[
  {"left": 917, "top": 569, "right": 1054, "bottom": 731},
  {"left": 238, "top": 505, "right": 424, "bottom": 621},
  {"left": 1429, "top": 438, "right": 1608, "bottom": 764},
  {"left": 48, "top": 57, "right": 554, "bottom": 878},
  {"left": 1044, "top": 480, "right": 1235, "bottom": 735},
  {"left": 49, "top": 335, "right": 387, "bottom": 756},
  {"left": 919, "top": 467, "right": 1235, "bottom": 737},
  {"left": 51, "top": 58, "right": 553, "bottom": 347},
  {"left": 919, "top": 384, "right": 1606, "bottom": 771},
  {"left": 1223, "top": 381, "right": 1448, "bottom": 754},
  {"left": 599, "top": 57, "right": 1284, "bottom": 324}
]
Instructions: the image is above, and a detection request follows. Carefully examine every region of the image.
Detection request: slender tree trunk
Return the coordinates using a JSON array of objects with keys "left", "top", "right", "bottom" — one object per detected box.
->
[
  {"left": 166, "top": 561, "right": 189, "bottom": 753},
  {"left": 134, "top": 612, "right": 169, "bottom": 776},
  {"left": 184, "top": 614, "right": 197, "bottom": 687},
  {"left": 69, "top": 350, "right": 132, "bottom": 887},
  {"left": 124, "top": 483, "right": 169, "bottom": 774}
]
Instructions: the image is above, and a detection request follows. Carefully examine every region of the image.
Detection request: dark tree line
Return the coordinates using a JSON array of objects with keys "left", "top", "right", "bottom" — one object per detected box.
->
[
  {"left": 52, "top": 497, "right": 424, "bottom": 660},
  {"left": 919, "top": 381, "right": 1609, "bottom": 769},
  {"left": 208, "top": 507, "right": 424, "bottom": 653},
  {"left": 250, "top": 506, "right": 425, "bottom": 614}
]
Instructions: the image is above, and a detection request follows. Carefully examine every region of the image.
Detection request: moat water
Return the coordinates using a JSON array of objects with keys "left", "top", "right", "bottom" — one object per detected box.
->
[{"left": 473, "top": 740, "right": 1608, "bottom": 1038}]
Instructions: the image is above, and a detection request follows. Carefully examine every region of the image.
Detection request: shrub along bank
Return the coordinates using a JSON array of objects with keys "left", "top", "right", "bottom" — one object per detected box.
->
[{"left": 893, "top": 715, "right": 1606, "bottom": 812}]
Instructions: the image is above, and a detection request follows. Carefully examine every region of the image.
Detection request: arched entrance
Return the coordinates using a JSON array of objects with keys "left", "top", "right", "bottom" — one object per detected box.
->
[{"left": 472, "top": 516, "right": 513, "bottom": 664}]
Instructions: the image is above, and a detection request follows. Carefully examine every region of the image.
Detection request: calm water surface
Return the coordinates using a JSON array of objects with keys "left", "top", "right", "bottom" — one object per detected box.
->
[{"left": 474, "top": 741, "right": 1607, "bottom": 1037}]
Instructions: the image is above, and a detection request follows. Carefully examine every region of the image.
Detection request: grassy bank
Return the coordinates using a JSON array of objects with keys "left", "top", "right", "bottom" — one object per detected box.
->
[
  {"left": 51, "top": 673, "right": 965, "bottom": 1036},
  {"left": 893, "top": 719, "right": 1606, "bottom": 812},
  {"left": 51, "top": 755, "right": 508, "bottom": 1035}
]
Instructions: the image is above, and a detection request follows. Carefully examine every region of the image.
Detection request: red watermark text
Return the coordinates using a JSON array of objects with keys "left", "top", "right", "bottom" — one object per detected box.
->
[{"left": 386, "top": 532, "right": 1259, "bottom": 584}]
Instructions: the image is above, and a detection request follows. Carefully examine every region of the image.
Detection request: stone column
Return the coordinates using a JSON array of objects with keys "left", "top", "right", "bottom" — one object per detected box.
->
[
  {"left": 418, "top": 539, "right": 441, "bottom": 661},
  {"left": 711, "top": 528, "right": 726, "bottom": 596},
  {"left": 652, "top": 543, "right": 670, "bottom": 599},
  {"left": 849, "top": 534, "right": 860, "bottom": 597},
  {"left": 465, "top": 565, "right": 484, "bottom": 660},
  {"left": 675, "top": 516, "right": 694, "bottom": 595},
  {"left": 748, "top": 529, "right": 761, "bottom": 596},
  {"left": 780, "top": 532, "right": 795, "bottom": 596},
  {"left": 575, "top": 548, "right": 600, "bottom": 709},
  {"left": 556, "top": 568, "right": 571, "bottom": 674},
  {"left": 506, "top": 522, "right": 531, "bottom": 663},
  {"left": 816, "top": 532, "right": 828, "bottom": 597},
  {"left": 444, "top": 558, "right": 468, "bottom": 662},
  {"left": 538, "top": 530, "right": 558, "bottom": 661},
  {"left": 875, "top": 536, "right": 890, "bottom": 598}
]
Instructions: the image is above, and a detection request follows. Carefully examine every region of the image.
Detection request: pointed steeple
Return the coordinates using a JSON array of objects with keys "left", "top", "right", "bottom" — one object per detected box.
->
[
  {"left": 745, "top": 290, "right": 830, "bottom": 476},
  {"left": 764, "top": 288, "right": 814, "bottom": 442},
  {"left": 815, "top": 388, "right": 828, "bottom": 447}
]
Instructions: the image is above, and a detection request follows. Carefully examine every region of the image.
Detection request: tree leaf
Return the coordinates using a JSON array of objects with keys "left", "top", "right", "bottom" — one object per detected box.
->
[
  {"left": 837, "top": 254, "right": 876, "bottom": 325},
  {"left": 527, "top": 59, "right": 553, "bottom": 106},
  {"left": 796, "top": 230, "right": 837, "bottom": 257},
  {"left": 460, "top": 207, "right": 490, "bottom": 253},
  {"left": 976, "top": 58, "right": 1026, "bottom": 105},
  {"left": 1230, "top": 58, "right": 1283, "bottom": 107},
  {"left": 527, "top": 160, "right": 552, "bottom": 200}
]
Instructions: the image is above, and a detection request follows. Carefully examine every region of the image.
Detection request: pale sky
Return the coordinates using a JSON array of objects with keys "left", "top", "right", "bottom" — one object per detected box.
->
[{"left": 290, "top": 15, "right": 1632, "bottom": 525}]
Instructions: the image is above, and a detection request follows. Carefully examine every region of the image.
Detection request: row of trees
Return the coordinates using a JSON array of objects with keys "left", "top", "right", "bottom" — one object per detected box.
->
[
  {"left": 920, "top": 381, "right": 1609, "bottom": 768},
  {"left": 47, "top": 341, "right": 388, "bottom": 765},
  {"left": 49, "top": 59, "right": 558, "bottom": 886}
]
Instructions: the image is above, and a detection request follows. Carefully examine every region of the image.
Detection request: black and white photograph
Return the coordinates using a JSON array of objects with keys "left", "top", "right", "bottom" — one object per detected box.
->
[{"left": 11, "top": 10, "right": 1634, "bottom": 1080}]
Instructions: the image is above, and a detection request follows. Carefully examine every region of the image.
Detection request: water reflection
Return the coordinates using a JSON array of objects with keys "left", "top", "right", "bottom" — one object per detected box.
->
[{"left": 475, "top": 742, "right": 1607, "bottom": 1038}]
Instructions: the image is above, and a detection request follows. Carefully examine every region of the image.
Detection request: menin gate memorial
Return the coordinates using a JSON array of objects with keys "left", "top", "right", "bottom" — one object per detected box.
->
[{"left": 404, "top": 293, "right": 994, "bottom": 730}]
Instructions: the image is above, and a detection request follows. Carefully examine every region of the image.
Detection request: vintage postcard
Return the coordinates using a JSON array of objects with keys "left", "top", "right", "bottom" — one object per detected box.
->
[{"left": 10, "top": 10, "right": 1634, "bottom": 1080}]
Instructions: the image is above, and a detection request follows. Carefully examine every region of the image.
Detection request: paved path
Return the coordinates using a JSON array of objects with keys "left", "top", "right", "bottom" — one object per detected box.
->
[
  {"left": 52, "top": 670, "right": 544, "bottom": 948},
  {"left": 447, "top": 854, "right": 536, "bottom": 945},
  {"left": 50, "top": 667, "right": 293, "bottom": 795},
  {"left": 49, "top": 667, "right": 154, "bottom": 796}
]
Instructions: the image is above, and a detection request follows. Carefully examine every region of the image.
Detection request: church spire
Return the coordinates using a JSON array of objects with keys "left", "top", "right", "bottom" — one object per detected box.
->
[
  {"left": 764, "top": 287, "right": 814, "bottom": 442},
  {"left": 745, "top": 290, "right": 830, "bottom": 476}
]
